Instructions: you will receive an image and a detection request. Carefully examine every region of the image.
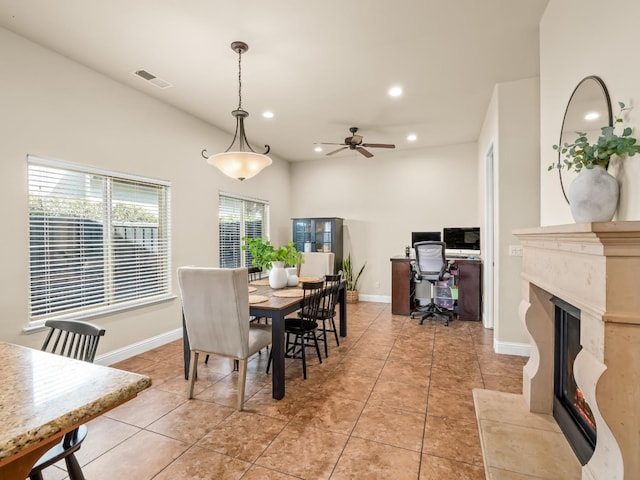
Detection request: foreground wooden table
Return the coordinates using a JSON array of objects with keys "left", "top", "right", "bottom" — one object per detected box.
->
[{"left": 0, "top": 341, "right": 151, "bottom": 479}]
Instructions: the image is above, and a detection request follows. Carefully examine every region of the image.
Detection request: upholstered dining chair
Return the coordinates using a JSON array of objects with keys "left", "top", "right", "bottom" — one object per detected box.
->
[
  {"left": 29, "top": 319, "right": 106, "bottom": 480},
  {"left": 266, "top": 279, "right": 324, "bottom": 380},
  {"left": 299, "top": 252, "right": 335, "bottom": 278},
  {"left": 178, "top": 266, "right": 272, "bottom": 410}
]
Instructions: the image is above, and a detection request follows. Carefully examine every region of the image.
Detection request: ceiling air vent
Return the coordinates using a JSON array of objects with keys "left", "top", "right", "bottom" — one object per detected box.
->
[{"left": 133, "top": 69, "right": 172, "bottom": 89}]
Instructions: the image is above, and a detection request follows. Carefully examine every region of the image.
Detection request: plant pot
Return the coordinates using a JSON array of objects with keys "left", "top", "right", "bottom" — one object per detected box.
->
[
  {"left": 285, "top": 267, "right": 298, "bottom": 287},
  {"left": 346, "top": 290, "right": 359, "bottom": 303},
  {"left": 269, "top": 261, "right": 288, "bottom": 289},
  {"left": 568, "top": 165, "right": 619, "bottom": 223}
]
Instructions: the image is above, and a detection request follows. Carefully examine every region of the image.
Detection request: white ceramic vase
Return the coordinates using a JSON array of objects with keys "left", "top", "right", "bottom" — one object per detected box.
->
[
  {"left": 285, "top": 267, "right": 298, "bottom": 287},
  {"left": 568, "top": 165, "right": 619, "bottom": 223},
  {"left": 269, "top": 261, "right": 288, "bottom": 289}
]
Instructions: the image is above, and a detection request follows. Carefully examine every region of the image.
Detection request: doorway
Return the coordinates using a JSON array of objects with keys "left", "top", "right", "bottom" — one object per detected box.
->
[{"left": 484, "top": 144, "right": 495, "bottom": 329}]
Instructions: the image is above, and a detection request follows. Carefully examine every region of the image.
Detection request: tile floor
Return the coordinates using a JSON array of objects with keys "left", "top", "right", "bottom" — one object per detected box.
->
[{"left": 43, "top": 302, "right": 527, "bottom": 480}]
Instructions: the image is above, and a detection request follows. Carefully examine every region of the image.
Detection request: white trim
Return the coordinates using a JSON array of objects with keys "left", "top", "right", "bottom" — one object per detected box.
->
[
  {"left": 493, "top": 339, "right": 531, "bottom": 357},
  {"left": 219, "top": 190, "right": 269, "bottom": 205},
  {"left": 94, "top": 327, "right": 183, "bottom": 366},
  {"left": 359, "top": 294, "right": 391, "bottom": 303}
]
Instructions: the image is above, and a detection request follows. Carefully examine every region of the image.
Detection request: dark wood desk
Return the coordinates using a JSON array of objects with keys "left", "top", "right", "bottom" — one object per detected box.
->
[
  {"left": 0, "top": 342, "right": 150, "bottom": 479},
  {"left": 390, "top": 255, "right": 482, "bottom": 320},
  {"left": 183, "top": 281, "right": 347, "bottom": 400}
]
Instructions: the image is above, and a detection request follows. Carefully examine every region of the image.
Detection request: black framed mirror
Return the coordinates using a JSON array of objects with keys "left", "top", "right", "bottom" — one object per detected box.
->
[{"left": 557, "top": 76, "right": 613, "bottom": 203}]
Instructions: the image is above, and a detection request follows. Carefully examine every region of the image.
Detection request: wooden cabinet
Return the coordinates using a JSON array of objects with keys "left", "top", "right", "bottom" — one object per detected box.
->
[
  {"left": 390, "top": 256, "right": 482, "bottom": 320},
  {"left": 390, "top": 257, "right": 413, "bottom": 315},
  {"left": 292, "top": 217, "right": 343, "bottom": 271},
  {"left": 455, "top": 260, "right": 482, "bottom": 321}
]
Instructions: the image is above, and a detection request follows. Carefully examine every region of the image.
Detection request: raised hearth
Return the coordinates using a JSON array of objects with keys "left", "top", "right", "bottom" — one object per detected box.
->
[{"left": 513, "top": 222, "right": 640, "bottom": 480}]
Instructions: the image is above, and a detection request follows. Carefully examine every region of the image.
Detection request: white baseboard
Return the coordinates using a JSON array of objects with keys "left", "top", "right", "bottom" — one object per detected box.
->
[
  {"left": 95, "top": 328, "right": 183, "bottom": 366},
  {"left": 493, "top": 339, "right": 531, "bottom": 357},
  {"left": 359, "top": 294, "right": 391, "bottom": 303}
]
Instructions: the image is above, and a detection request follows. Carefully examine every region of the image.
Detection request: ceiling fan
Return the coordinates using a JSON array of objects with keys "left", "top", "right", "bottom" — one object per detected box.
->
[{"left": 315, "top": 127, "right": 395, "bottom": 158}]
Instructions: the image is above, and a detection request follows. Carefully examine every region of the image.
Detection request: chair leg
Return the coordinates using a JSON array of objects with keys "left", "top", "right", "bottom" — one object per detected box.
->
[
  {"left": 237, "top": 358, "right": 248, "bottom": 411},
  {"left": 330, "top": 317, "right": 340, "bottom": 347},
  {"left": 266, "top": 349, "right": 272, "bottom": 374},
  {"left": 299, "top": 334, "right": 307, "bottom": 379},
  {"left": 64, "top": 453, "right": 86, "bottom": 480},
  {"left": 311, "top": 331, "right": 323, "bottom": 364},
  {"left": 29, "top": 472, "right": 44, "bottom": 480},
  {"left": 187, "top": 351, "right": 198, "bottom": 398},
  {"left": 319, "top": 320, "right": 329, "bottom": 357}
]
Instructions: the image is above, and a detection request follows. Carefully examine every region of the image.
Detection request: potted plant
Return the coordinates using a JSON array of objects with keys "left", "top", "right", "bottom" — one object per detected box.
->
[
  {"left": 342, "top": 254, "right": 366, "bottom": 303},
  {"left": 550, "top": 102, "right": 640, "bottom": 222},
  {"left": 243, "top": 238, "right": 303, "bottom": 288}
]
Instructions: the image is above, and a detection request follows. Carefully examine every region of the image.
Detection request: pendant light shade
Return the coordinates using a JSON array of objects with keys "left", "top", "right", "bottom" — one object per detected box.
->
[{"left": 202, "top": 41, "right": 271, "bottom": 181}]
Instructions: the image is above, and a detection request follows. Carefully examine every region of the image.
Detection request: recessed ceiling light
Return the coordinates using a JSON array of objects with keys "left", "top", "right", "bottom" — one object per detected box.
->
[
  {"left": 314, "top": 146, "right": 323, "bottom": 153},
  {"left": 584, "top": 112, "right": 599, "bottom": 121},
  {"left": 388, "top": 86, "right": 403, "bottom": 97},
  {"left": 262, "top": 111, "right": 274, "bottom": 119},
  {"left": 407, "top": 133, "right": 417, "bottom": 142}
]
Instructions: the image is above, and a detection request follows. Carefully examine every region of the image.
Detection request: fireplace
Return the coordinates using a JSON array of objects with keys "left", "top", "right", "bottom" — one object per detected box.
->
[
  {"left": 514, "top": 221, "right": 640, "bottom": 480},
  {"left": 552, "top": 297, "right": 596, "bottom": 465}
]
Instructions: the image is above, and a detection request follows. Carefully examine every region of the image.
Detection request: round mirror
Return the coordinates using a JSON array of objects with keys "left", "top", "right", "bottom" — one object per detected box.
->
[{"left": 557, "top": 76, "right": 613, "bottom": 203}]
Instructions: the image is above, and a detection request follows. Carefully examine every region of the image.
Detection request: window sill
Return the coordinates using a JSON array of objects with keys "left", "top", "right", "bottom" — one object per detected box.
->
[{"left": 23, "top": 293, "right": 177, "bottom": 334}]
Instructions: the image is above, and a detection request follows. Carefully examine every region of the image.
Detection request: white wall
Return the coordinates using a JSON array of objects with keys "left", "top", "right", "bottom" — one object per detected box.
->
[
  {"left": 290, "top": 143, "right": 479, "bottom": 299},
  {"left": 540, "top": 0, "right": 640, "bottom": 225},
  {"left": 0, "top": 28, "right": 292, "bottom": 355},
  {"left": 478, "top": 77, "right": 540, "bottom": 353}
]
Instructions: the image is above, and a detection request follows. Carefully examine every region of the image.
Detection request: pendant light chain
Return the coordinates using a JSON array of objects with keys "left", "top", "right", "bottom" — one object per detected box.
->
[{"left": 237, "top": 47, "right": 242, "bottom": 111}]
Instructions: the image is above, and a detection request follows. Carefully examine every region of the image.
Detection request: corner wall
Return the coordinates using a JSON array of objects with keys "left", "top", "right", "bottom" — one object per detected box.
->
[
  {"left": 540, "top": 0, "right": 640, "bottom": 225},
  {"left": 478, "top": 77, "right": 540, "bottom": 353},
  {"left": 289, "top": 143, "right": 480, "bottom": 300}
]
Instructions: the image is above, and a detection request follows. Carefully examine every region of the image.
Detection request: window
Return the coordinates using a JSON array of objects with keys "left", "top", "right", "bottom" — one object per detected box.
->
[
  {"left": 28, "top": 156, "right": 171, "bottom": 323},
  {"left": 219, "top": 193, "right": 269, "bottom": 268}
]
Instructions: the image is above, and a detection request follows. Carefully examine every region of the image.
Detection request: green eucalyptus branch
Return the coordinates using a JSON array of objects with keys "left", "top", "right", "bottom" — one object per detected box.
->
[{"left": 550, "top": 102, "right": 640, "bottom": 173}]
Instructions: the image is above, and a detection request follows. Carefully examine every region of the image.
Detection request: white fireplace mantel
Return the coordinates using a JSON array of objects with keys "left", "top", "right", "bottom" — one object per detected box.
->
[{"left": 513, "top": 221, "right": 640, "bottom": 480}]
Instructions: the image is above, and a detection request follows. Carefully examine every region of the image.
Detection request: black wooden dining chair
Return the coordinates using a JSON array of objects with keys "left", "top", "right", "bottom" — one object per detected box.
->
[
  {"left": 314, "top": 274, "right": 341, "bottom": 357},
  {"left": 266, "top": 280, "right": 324, "bottom": 379},
  {"left": 29, "top": 319, "right": 105, "bottom": 480}
]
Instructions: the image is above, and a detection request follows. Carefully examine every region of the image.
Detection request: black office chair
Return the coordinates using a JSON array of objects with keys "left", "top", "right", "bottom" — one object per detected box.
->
[
  {"left": 410, "top": 241, "right": 453, "bottom": 326},
  {"left": 29, "top": 319, "right": 106, "bottom": 480}
]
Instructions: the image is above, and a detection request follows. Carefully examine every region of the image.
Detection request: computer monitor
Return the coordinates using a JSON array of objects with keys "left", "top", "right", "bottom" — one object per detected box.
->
[
  {"left": 411, "top": 231, "right": 441, "bottom": 247},
  {"left": 443, "top": 227, "right": 480, "bottom": 255}
]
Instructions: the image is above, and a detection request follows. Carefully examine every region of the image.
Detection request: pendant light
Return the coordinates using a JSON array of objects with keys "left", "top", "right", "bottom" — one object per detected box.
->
[{"left": 202, "top": 41, "right": 271, "bottom": 181}]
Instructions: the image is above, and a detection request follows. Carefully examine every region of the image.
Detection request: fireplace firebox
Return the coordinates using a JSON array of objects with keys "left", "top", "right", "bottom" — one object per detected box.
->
[{"left": 552, "top": 297, "right": 596, "bottom": 465}]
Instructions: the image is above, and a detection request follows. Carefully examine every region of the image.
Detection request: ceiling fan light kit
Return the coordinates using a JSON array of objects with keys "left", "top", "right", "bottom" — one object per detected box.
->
[
  {"left": 316, "top": 127, "right": 395, "bottom": 158},
  {"left": 202, "top": 41, "right": 271, "bottom": 181}
]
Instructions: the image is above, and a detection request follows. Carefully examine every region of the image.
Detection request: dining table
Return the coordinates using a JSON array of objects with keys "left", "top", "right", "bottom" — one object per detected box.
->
[
  {"left": 0, "top": 341, "right": 151, "bottom": 479},
  {"left": 182, "top": 278, "right": 347, "bottom": 400}
]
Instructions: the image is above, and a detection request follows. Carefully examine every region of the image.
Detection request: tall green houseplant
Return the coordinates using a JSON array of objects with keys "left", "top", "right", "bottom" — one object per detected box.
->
[{"left": 342, "top": 254, "right": 365, "bottom": 303}]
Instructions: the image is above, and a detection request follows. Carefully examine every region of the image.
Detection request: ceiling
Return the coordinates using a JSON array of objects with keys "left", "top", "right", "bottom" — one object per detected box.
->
[{"left": 0, "top": 0, "right": 549, "bottom": 163}]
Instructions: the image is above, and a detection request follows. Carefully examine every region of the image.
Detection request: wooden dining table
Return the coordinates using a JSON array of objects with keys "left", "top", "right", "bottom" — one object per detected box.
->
[
  {"left": 182, "top": 279, "right": 347, "bottom": 400},
  {"left": 0, "top": 341, "right": 151, "bottom": 479}
]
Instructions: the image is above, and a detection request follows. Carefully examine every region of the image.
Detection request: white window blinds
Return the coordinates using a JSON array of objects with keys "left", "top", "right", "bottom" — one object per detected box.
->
[
  {"left": 28, "top": 156, "right": 171, "bottom": 322},
  {"left": 219, "top": 193, "right": 268, "bottom": 268}
]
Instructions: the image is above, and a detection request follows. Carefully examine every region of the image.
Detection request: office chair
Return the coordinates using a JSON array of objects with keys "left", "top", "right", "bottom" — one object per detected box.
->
[{"left": 410, "top": 241, "right": 453, "bottom": 326}]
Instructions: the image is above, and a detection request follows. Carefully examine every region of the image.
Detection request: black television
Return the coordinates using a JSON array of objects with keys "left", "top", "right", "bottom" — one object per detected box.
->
[
  {"left": 411, "top": 231, "right": 441, "bottom": 246},
  {"left": 443, "top": 227, "right": 480, "bottom": 253}
]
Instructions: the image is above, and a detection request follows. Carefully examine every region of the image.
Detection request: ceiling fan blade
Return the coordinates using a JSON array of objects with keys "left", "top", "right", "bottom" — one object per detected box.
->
[
  {"left": 361, "top": 143, "right": 396, "bottom": 149},
  {"left": 356, "top": 147, "right": 373, "bottom": 158},
  {"left": 326, "top": 146, "right": 348, "bottom": 156},
  {"left": 314, "top": 142, "right": 347, "bottom": 146}
]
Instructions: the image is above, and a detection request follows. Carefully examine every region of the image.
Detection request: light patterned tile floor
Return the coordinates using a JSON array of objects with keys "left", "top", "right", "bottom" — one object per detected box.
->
[{"left": 43, "top": 302, "right": 526, "bottom": 480}]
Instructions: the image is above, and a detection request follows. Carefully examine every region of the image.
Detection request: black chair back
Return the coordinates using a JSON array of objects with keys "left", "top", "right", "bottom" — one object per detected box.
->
[{"left": 41, "top": 319, "right": 106, "bottom": 363}]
